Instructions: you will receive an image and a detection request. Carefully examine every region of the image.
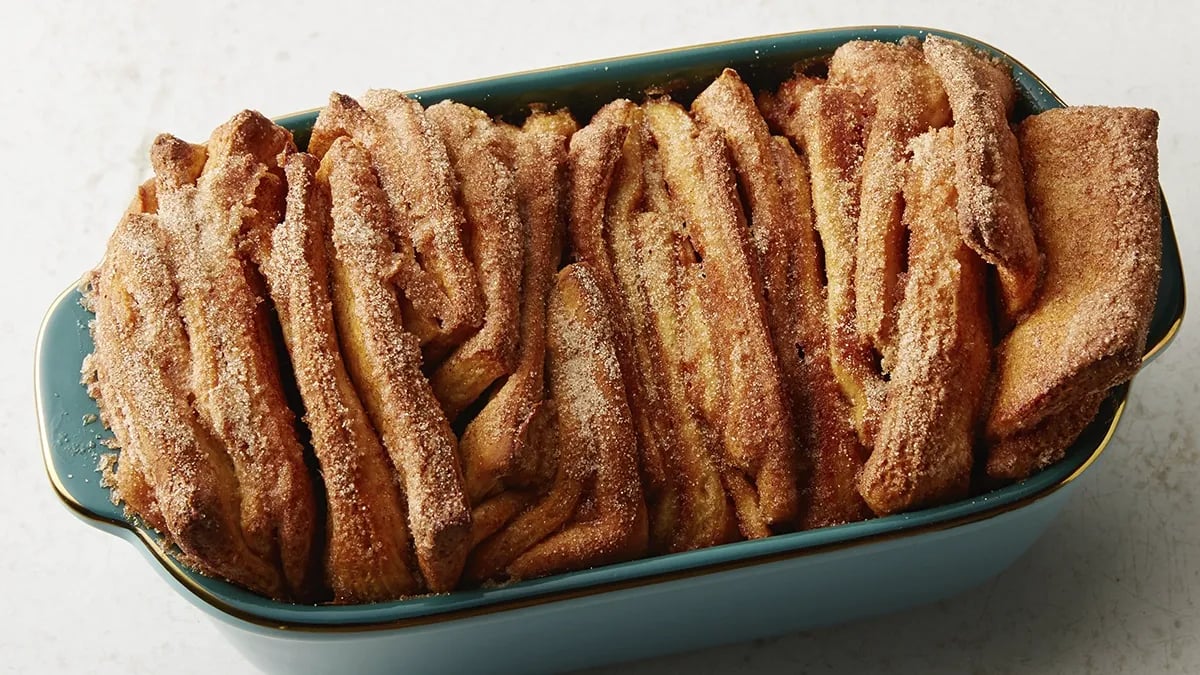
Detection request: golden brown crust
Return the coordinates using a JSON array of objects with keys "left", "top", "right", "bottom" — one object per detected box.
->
[
  {"left": 757, "top": 72, "right": 823, "bottom": 143},
  {"left": 797, "top": 84, "right": 885, "bottom": 444},
  {"left": 988, "top": 392, "right": 1105, "bottom": 481},
  {"left": 425, "top": 102, "right": 524, "bottom": 420},
  {"left": 986, "top": 107, "right": 1160, "bottom": 476},
  {"left": 923, "top": 35, "right": 1041, "bottom": 321},
  {"left": 859, "top": 128, "right": 991, "bottom": 515},
  {"left": 620, "top": 105, "right": 733, "bottom": 548},
  {"left": 623, "top": 209, "right": 733, "bottom": 550},
  {"left": 460, "top": 110, "right": 576, "bottom": 503},
  {"left": 111, "top": 447, "right": 169, "bottom": 534},
  {"left": 150, "top": 111, "right": 315, "bottom": 599},
  {"left": 567, "top": 100, "right": 671, "bottom": 503},
  {"left": 692, "top": 69, "right": 805, "bottom": 426},
  {"left": 310, "top": 91, "right": 484, "bottom": 355},
  {"left": 697, "top": 70, "right": 850, "bottom": 535},
  {"left": 204, "top": 108, "right": 295, "bottom": 165},
  {"left": 261, "top": 153, "right": 420, "bottom": 602},
  {"left": 507, "top": 264, "right": 648, "bottom": 579},
  {"left": 90, "top": 213, "right": 282, "bottom": 598},
  {"left": 771, "top": 138, "right": 871, "bottom": 529},
  {"left": 468, "top": 490, "right": 533, "bottom": 549},
  {"left": 721, "top": 470, "right": 771, "bottom": 540},
  {"left": 566, "top": 102, "right": 629, "bottom": 287},
  {"left": 321, "top": 136, "right": 472, "bottom": 593},
  {"left": 643, "top": 98, "right": 798, "bottom": 529},
  {"left": 829, "top": 39, "right": 952, "bottom": 366}
]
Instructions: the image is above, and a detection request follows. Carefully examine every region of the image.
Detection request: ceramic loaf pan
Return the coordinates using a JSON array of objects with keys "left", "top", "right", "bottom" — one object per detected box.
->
[{"left": 37, "top": 25, "right": 1185, "bottom": 674}]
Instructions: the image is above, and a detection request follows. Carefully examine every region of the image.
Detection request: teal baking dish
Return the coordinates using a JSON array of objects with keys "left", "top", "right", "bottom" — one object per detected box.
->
[{"left": 38, "top": 26, "right": 1185, "bottom": 674}]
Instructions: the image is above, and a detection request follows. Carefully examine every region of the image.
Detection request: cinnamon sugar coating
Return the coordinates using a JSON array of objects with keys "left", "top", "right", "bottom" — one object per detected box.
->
[
  {"left": 149, "top": 111, "right": 317, "bottom": 599},
  {"left": 924, "top": 35, "right": 1042, "bottom": 321},
  {"left": 830, "top": 38, "right": 951, "bottom": 367},
  {"left": 771, "top": 137, "right": 872, "bottom": 529},
  {"left": 85, "top": 41, "right": 1162, "bottom": 601},
  {"left": 644, "top": 97, "right": 798, "bottom": 530},
  {"left": 425, "top": 101, "right": 524, "bottom": 420},
  {"left": 460, "top": 109, "right": 576, "bottom": 504},
  {"left": 310, "top": 91, "right": 483, "bottom": 357},
  {"left": 566, "top": 100, "right": 676, "bottom": 535},
  {"left": 322, "top": 136, "right": 472, "bottom": 593},
  {"left": 860, "top": 128, "right": 991, "bottom": 514},
  {"left": 986, "top": 106, "right": 1160, "bottom": 478},
  {"left": 795, "top": 84, "right": 886, "bottom": 444},
  {"left": 261, "top": 153, "right": 419, "bottom": 602},
  {"left": 89, "top": 213, "right": 285, "bottom": 598}
]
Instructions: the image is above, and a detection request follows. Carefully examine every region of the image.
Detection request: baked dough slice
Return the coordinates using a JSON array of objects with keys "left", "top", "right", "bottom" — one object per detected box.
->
[
  {"left": 796, "top": 84, "right": 886, "bottom": 444},
  {"left": 567, "top": 101, "right": 672, "bottom": 524},
  {"left": 644, "top": 97, "right": 799, "bottom": 529},
  {"left": 466, "top": 264, "right": 648, "bottom": 582},
  {"left": 88, "top": 212, "right": 283, "bottom": 598},
  {"left": 425, "top": 101, "right": 524, "bottom": 420},
  {"left": 310, "top": 91, "right": 483, "bottom": 357},
  {"left": 322, "top": 136, "right": 472, "bottom": 593},
  {"left": 829, "top": 38, "right": 951, "bottom": 366},
  {"left": 260, "top": 153, "right": 420, "bottom": 602},
  {"left": 150, "top": 111, "right": 316, "bottom": 598},
  {"left": 758, "top": 75, "right": 873, "bottom": 524},
  {"left": 566, "top": 101, "right": 734, "bottom": 550},
  {"left": 757, "top": 71, "right": 824, "bottom": 144},
  {"left": 460, "top": 109, "right": 576, "bottom": 505},
  {"left": 771, "top": 137, "right": 872, "bottom": 528},
  {"left": 633, "top": 211, "right": 740, "bottom": 549},
  {"left": 692, "top": 69, "right": 806, "bottom": 442},
  {"left": 987, "top": 106, "right": 1160, "bottom": 478},
  {"left": 989, "top": 392, "right": 1107, "bottom": 481},
  {"left": 924, "top": 35, "right": 1041, "bottom": 322},
  {"left": 859, "top": 128, "right": 991, "bottom": 514}
]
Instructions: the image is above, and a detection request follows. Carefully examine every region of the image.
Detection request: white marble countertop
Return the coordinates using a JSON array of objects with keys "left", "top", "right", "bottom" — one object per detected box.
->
[{"left": 3, "top": 1, "right": 1197, "bottom": 673}]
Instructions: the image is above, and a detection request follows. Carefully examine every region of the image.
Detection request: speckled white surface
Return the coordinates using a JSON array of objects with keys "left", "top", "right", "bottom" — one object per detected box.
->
[{"left": 3, "top": 1, "right": 1197, "bottom": 673}]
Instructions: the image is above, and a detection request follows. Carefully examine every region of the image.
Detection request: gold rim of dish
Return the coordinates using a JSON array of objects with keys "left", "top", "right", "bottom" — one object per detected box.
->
[{"left": 38, "top": 24, "right": 1185, "bottom": 634}]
